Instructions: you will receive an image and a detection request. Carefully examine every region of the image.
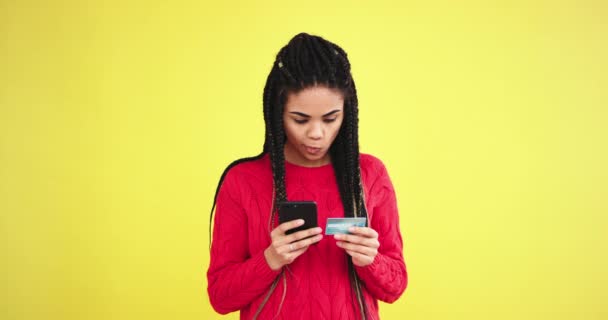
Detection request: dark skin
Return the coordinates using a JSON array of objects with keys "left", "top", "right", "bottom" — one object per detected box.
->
[
  {"left": 335, "top": 227, "right": 380, "bottom": 267},
  {"left": 264, "top": 219, "right": 323, "bottom": 270},
  {"left": 264, "top": 220, "right": 380, "bottom": 270}
]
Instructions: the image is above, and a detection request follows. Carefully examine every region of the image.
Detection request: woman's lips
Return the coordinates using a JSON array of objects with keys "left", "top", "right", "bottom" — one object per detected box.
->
[{"left": 304, "top": 146, "right": 322, "bottom": 155}]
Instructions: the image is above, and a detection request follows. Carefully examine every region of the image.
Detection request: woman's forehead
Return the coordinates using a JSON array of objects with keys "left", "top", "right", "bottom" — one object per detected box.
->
[{"left": 284, "top": 86, "right": 344, "bottom": 113}]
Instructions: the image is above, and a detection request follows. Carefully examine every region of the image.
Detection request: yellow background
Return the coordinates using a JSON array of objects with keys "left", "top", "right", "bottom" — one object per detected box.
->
[{"left": 1, "top": 0, "right": 607, "bottom": 319}]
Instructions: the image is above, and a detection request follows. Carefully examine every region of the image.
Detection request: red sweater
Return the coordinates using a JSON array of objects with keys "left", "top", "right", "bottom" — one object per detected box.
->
[{"left": 207, "top": 153, "right": 407, "bottom": 319}]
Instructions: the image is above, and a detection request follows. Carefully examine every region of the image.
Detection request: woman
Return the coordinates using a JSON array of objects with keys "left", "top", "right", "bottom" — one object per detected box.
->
[{"left": 207, "top": 32, "right": 407, "bottom": 319}]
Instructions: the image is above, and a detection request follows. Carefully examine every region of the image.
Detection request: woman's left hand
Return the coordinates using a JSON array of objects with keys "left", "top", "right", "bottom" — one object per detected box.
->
[{"left": 334, "top": 227, "right": 380, "bottom": 267}]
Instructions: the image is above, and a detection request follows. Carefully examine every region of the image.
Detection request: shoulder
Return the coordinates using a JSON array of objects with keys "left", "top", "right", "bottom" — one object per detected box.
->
[
  {"left": 359, "top": 153, "right": 388, "bottom": 176},
  {"left": 221, "top": 153, "right": 272, "bottom": 190},
  {"left": 359, "top": 153, "right": 392, "bottom": 189}
]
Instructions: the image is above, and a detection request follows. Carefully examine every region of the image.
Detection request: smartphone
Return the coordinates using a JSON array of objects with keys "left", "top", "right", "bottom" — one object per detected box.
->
[{"left": 278, "top": 201, "right": 318, "bottom": 235}]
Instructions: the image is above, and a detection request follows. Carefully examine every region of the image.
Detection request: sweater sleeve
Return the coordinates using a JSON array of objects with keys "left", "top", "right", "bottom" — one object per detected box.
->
[
  {"left": 207, "top": 168, "right": 281, "bottom": 314},
  {"left": 355, "top": 159, "right": 408, "bottom": 303}
]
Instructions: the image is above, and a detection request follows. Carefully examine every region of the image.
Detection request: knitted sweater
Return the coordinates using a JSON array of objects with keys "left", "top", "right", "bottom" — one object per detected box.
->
[{"left": 207, "top": 153, "right": 407, "bottom": 319}]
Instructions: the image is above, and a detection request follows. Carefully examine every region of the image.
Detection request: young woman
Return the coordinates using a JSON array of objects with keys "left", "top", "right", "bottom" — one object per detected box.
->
[{"left": 207, "top": 33, "right": 407, "bottom": 320}]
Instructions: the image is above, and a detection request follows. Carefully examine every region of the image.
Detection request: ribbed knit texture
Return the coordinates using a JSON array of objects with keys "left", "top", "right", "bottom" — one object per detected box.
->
[{"left": 208, "top": 153, "right": 407, "bottom": 319}]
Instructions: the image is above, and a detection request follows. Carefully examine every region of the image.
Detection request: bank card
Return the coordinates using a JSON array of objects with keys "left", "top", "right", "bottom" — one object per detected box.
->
[{"left": 325, "top": 218, "right": 367, "bottom": 235}]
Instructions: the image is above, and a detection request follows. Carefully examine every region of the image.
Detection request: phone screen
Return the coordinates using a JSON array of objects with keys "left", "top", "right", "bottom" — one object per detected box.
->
[{"left": 278, "top": 201, "right": 318, "bottom": 235}]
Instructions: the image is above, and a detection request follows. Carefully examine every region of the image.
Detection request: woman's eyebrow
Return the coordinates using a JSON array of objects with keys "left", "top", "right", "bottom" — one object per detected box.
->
[
  {"left": 288, "top": 109, "right": 342, "bottom": 118},
  {"left": 322, "top": 109, "right": 342, "bottom": 117},
  {"left": 289, "top": 111, "right": 311, "bottom": 118}
]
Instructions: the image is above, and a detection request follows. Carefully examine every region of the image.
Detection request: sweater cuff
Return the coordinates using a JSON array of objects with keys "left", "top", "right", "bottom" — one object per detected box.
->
[
  {"left": 354, "top": 253, "right": 382, "bottom": 279},
  {"left": 252, "top": 249, "right": 282, "bottom": 280}
]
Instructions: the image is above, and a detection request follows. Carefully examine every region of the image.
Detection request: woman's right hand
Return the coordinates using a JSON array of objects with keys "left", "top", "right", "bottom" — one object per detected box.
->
[{"left": 264, "top": 219, "right": 323, "bottom": 271}]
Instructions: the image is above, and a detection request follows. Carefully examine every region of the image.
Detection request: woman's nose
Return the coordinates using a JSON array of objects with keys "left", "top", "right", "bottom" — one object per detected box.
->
[{"left": 307, "top": 122, "right": 323, "bottom": 140}]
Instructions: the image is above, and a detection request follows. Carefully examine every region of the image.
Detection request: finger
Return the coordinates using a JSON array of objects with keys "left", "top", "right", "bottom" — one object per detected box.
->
[
  {"left": 334, "top": 234, "right": 379, "bottom": 248},
  {"left": 272, "top": 219, "right": 304, "bottom": 237},
  {"left": 336, "top": 241, "right": 377, "bottom": 256},
  {"left": 281, "top": 243, "right": 309, "bottom": 260},
  {"left": 286, "top": 245, "right": 309, "bottom": 261},
  {"left": 348, "top": 226, "right": 379, "bottom": 239},
  {"left": 279, "top": 232, "right": 322, "bottom": 252},
  {"left": 280, "top": 227, "right": 322, "bottom": 245},
  {"left": 281, "top": 242, "right": 299, "bottom": 254},
  {"left": 281, "top": 243, "right": 296, "bottom": 255},
  {"left": 299, "top": 233, "right": 324, "bottom": 248},
  {"left": 345, "top": 250, "right": 374, "bottom": 266}
]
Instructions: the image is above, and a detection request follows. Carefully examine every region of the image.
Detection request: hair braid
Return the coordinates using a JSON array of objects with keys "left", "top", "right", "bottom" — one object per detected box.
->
[{"left": 350, "top": 82, "right": 367, "bottom": 216}]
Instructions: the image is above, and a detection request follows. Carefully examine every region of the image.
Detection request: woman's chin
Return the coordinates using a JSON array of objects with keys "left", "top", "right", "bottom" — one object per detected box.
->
[{"left": 301, "top": 152, "right": 330, "bottom": 166}]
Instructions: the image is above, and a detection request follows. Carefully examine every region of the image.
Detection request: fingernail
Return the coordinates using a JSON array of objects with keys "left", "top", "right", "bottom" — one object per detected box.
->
[
  {"left": 348, "top": 227, "right": 356, "bottom": 232},
  {"left": 297, "top": 219, "right": 305, "bottom": 225},
  {"left": 334, "top": 234, "right": 342, "bottom": 240}
]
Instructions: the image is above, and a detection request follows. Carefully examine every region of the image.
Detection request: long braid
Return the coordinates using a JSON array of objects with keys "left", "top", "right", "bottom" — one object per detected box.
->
[
  {"left": 252, "top": 57, "right": 291, "bottom": 320},
  {"left": 209, "top": 33, "right": 370, "bottom": 319},
  {"left": 335, "top": 96, "right": 369, "bottom": 319},
  {"left": 350, "top": 81, "right": 368, "bottom": 216},
  {"left": 330, "top": 41, "right": 370, "bottom": 320}
]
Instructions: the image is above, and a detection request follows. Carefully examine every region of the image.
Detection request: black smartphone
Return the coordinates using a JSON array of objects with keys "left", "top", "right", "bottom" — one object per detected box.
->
[{"left": 278, "top": 201, "right": 318, "bottom": 235}]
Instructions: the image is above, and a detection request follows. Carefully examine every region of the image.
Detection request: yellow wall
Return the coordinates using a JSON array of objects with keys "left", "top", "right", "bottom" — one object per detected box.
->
[{"left": 1, "top": 1, "right": 607, "bottom": 319}]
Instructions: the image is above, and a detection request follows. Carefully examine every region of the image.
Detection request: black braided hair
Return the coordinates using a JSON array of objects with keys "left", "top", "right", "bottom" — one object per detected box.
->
[{"left": 210, "top": 32, "right": 369, "bottom": 319}]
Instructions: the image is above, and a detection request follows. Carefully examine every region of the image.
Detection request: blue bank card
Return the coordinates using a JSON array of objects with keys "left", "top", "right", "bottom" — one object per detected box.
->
[{"left": 325, "top": 218, "right": 367, "bottom": 235}]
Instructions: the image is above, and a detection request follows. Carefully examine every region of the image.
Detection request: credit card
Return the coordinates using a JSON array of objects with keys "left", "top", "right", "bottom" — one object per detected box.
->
[{"left": 325, "top": 218, "right": 367, "bottom": 235}]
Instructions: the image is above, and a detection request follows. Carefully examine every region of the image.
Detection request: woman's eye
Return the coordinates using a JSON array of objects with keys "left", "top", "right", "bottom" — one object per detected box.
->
[
  {"left": 324, "top": 118, "right": 337, "bottom": 123},
  {"left": 294, "top": 119, "right": 308, "bottom": 124}
]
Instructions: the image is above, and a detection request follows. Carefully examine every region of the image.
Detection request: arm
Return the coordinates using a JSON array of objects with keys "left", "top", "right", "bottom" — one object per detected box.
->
[
  {"left": 354, "top": 161, "right": 408, "bottom": 303},
  {"left": 206, "top": 169, "right": 281, "bottom": 314}
]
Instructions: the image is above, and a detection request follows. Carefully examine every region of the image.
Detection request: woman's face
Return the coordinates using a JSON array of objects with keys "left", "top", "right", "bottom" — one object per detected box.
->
[{"left": 283, "top": 85, "right": 345, "bottom": 167}]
